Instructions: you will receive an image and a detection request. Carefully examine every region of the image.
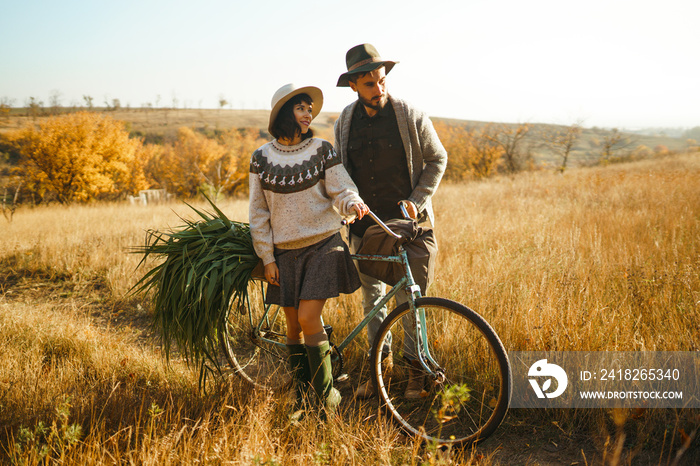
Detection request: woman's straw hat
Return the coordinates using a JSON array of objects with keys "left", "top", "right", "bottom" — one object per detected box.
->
[{"left": 268, "top": 83, "right": 323, "bottom": 134}]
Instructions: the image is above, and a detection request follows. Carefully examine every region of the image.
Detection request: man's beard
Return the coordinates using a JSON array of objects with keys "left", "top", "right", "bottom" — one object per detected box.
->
[{"left": 358, "top": 93, "right": 387, "bottom": 111}]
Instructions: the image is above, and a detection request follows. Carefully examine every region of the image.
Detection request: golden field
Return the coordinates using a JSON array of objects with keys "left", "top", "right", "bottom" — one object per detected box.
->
[{"left": 1, "top": 153, "right": 698, "bottom": 464}]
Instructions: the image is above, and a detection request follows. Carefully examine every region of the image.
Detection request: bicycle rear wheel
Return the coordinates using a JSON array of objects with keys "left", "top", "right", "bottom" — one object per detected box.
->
[
  {"left": 370, "top": 297, "right": 511, "bottom": 446},
  {"left": 220, "top": 280, "right": 291, "bottom": 391}
]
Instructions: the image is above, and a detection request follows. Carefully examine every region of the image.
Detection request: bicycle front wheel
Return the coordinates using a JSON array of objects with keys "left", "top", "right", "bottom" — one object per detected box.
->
[
  {"left": 370, "top": 297, "right": 511, "bottom": 446},
  {"left": 220, "top": 280, "right": 291, "bottom": 391}
]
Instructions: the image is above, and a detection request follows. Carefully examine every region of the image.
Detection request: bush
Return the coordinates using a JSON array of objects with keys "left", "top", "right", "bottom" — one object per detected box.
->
[{"left": 10, "top": 112, "right": 147, "bottom": 204}]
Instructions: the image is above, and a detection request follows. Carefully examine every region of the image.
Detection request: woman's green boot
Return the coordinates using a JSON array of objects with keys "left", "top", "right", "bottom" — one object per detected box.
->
[
  {"left": 305, "top": 341, "right": 341, "bottom": 417},
  {"left": 287, "top": 344, "right": 310, "bottom": 418}
]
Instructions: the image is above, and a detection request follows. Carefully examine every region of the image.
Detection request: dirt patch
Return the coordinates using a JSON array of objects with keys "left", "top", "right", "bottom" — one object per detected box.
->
[{"left": 0, "top": 255, "right": 156, "bottom": 343}]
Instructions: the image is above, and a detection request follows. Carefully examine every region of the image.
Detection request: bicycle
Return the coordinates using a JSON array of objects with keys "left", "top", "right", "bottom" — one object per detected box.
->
[{"left": 220, "top": 210, "right": 512, "bottom": 446}]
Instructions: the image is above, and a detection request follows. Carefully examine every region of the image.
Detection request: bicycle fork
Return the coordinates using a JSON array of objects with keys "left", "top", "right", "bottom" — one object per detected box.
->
[{"left": 398, "top": 251, "right": 445, "bottom": 384}]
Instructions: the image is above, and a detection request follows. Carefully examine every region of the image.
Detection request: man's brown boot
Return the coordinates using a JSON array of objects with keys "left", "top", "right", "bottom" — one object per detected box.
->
[{"left": 404, "top": 364, "right": 426, "bottom": 400}]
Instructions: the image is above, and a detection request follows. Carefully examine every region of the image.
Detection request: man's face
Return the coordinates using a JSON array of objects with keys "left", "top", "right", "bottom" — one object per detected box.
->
[{"left": 349, "top": 67, "right": 388, "bottom": 112}]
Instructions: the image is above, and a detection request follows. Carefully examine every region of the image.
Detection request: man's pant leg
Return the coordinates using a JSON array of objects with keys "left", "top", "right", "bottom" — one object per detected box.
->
[
  {"left": 351, "top": 233, "right": 419, "bottom": 360},
  {"left": 351, "top": 233, "right": 391, "bottom": 355}
]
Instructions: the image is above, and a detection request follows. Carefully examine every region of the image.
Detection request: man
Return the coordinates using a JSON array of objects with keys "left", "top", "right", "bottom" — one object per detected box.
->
[{"left": 334, "top": 44, "right": 447, "bottom": 399}]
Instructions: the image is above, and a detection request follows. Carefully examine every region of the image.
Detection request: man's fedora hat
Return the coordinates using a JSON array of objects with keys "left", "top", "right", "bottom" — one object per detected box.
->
[
  {"left": 268, "top": 83, "right": 323, "bottom": 134},
  {"left": 336, "top": 44, "right": 398, "bottom": 87}
]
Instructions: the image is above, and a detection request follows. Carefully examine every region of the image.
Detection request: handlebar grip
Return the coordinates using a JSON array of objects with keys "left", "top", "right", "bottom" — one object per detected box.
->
[
  {"left": 341, "top": 210, "right": 401, "bottom": 240},
  {"left": 399, "top": 201, "right": 411, "bottom": 220}
]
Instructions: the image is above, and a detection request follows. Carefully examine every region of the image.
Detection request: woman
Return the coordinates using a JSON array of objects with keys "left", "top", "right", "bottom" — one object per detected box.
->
[{"left": 249, "top": 83, "right": 368, "bottom": 416}]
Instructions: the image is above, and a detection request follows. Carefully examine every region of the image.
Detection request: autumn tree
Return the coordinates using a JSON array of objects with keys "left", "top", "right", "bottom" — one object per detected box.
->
[
  {"left": 434, "top": 122, "right": 502, "bottom": 181},
  {"left": 140, "top": 143, "right": 166, "bottom": 188},
  {"left": 1, "top": 97, "right": 14, "bottom": 120},
  {"left": 218, "top": 127, "right": 267, "bottom": 195},
  {"left": 545, "top": 122, "right": 583, "bottom": 173},
  {"left": 483, "top": 123, "right": 532, "bottom": 173},
  {"left": 49, "top": 90, "right": 63, "bottom": 114},
  {"left": 146, "top": 127, "right": 266, "bottom": 199},
  {"left": 594, "top": 128, "right": 637, "bottom": 162},
  {"left": 217, "top": 95, "right": 229, "bottom": 128},
  {"left": 156, "top": 127, "right": 229, "bottom": 198},
  {"left": 11, "top": 112, "right": 146, "bottom": 204},
  {"left": 25, "top": 97, "right": 43, "bottom": 120}
]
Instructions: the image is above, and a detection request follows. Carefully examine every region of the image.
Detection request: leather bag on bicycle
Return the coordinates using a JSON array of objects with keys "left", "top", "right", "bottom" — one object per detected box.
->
[{"left": 356, "top": 218, "right": 437, "bottom": 293}]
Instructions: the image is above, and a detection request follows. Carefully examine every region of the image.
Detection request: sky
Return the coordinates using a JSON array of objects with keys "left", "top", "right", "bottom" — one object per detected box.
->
[{"left": 1, "top": 0, "right": 699, "bottom": 129}]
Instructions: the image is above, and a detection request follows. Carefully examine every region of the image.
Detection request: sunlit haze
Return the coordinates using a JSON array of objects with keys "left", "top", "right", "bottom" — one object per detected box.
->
[{"left": 1, "top": 0, "right": 698, "bottom": 129}]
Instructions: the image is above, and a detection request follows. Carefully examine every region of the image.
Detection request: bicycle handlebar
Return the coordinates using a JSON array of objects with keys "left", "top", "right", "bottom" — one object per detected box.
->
[{"left": 341, "top": 210, "right": 402, "bottom": 240}]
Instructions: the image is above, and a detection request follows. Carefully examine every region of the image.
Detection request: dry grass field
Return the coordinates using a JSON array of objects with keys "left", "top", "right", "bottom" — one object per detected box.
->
[{"left": 1, "top": 153, "right": 698, "bottom": 464}]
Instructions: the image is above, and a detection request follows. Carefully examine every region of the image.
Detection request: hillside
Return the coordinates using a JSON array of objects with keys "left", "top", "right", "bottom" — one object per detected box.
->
[{"left": 0, "top": 107, "right": 692, "bottom": 168}]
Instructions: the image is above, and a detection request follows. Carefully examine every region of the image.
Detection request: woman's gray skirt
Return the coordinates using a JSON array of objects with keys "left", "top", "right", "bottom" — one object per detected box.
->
[{"left": 265, "top": 232, "right": 360, "bottom": 308}]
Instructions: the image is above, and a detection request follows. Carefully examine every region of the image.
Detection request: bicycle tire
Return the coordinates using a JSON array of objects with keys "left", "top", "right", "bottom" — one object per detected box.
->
[
  {"left": 220, "top": 280, "right": 291, "bottom": 391},
  {"left": 370, "top": 297, "right": 511, "bottom": 446}
]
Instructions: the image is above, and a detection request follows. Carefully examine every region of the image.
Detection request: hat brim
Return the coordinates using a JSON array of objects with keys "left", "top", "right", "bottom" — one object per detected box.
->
[
  {"left": 336, "top": 61, "right": 398, "bottom": 87},
  {"left": 268, "top": 86, "right": 324, "bottom": 134}
]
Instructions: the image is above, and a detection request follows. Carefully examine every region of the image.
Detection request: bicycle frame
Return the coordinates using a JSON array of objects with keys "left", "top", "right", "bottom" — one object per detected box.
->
[
  {"left": 344, "top": 247, "right": 443, "bottom": 377},
  {"left": 243, "top": 210, "right": 443, "bottom": 379}
]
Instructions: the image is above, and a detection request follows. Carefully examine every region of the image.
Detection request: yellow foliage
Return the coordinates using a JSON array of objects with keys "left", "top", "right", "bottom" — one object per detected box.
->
[
  {"left": 157, "top": 127, "right": 224, "bottom": 197},
  {"left": 632, "top": 144, "right": 653, "bottom": 158},
  {"left": 139, "top": 143, "right": 165, "bottom": 189},
  {"left": 154, "top": 127, "right": 227, "bottom": 198},
  {"left": 653, "top": 144, "right": 670, "bottom": 156},
  {"left": 11, "top": 112, "right": 144, "bottom": 204},
  {"left": 217, "top": 127, "right": 267, "bottom": 195},
  {"left": 149, "top": 127, "right": 266, "bottom": 198},
  {"left": 434, "top": 122, "right": 503, "bottom": 181}
]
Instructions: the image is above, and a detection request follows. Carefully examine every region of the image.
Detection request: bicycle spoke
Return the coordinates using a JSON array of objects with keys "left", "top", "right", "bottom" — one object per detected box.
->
[
  {"left": 220, "top": 281, "right": 291, "bottom": 390},
  {"left": 371, "top": 297, "right": 511, "bottom": 446}
]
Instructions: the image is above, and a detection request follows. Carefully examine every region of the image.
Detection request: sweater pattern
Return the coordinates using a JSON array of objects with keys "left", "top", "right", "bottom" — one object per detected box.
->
[{"left": 250, "top": 140, "right": 342, "bottom": 194}]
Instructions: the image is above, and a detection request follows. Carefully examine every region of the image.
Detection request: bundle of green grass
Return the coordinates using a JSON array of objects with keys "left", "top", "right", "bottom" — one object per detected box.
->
[{"left": 132, "top": 197, "right": 259, "bottom": 386}]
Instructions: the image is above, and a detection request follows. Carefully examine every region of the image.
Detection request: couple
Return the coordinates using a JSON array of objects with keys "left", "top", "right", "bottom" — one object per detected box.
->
[{"left": 248, "top": 44, "right": 448, "bottom": 417}]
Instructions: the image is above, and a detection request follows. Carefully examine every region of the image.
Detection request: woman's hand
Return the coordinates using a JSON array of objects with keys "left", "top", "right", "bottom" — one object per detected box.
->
[
  {"left": 353, "top": 202, "right": 369, "bottom": 220},
  {"left": 264, "top": 262, "right": 280, "bottom": 286}
]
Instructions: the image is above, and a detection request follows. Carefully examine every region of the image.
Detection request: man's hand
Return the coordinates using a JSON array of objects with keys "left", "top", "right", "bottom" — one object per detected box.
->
[
  {"left": 399, "top": 200, "right": 418, "bottom": 219},
  {"left": 265, "top": 262, "right": 280, "bottom": 286}
]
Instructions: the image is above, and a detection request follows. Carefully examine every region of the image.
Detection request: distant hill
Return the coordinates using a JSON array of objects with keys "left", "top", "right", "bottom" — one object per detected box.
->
[
  {"left": 0, "top": 108, "right": 337, "bottom": 141},
  {"left": 1, "top": 107, "right": 692, "bottom": 167}
]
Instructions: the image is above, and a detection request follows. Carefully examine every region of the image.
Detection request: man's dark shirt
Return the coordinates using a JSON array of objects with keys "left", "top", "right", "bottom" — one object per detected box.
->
[{"left": 347, "top": 100, "right": 412, "bottom": 237}]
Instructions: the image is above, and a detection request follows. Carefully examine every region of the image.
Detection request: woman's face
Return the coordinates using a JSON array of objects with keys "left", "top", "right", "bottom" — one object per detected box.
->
[{"left": 293, "top": 100, "right": 313, "bottom": 134}]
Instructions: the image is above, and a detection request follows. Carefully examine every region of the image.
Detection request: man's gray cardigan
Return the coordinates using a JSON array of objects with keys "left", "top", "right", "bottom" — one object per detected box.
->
[{"left": 333, "top": 95, "right": 447, "bottom": 227}]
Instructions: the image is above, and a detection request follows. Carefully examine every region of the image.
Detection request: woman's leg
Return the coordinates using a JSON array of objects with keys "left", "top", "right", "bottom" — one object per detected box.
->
[
  {"left": 296, "top": 299, "right": 326, "bottom": 339},
  {"left": 283, "top": 307, "right": 303, "bottom": 342},
  {"left": 297, "top": 299, "right": 340, "bottom": 416},
  {"left": 283, "top": 306, "right": 309, "bottom": 414}
]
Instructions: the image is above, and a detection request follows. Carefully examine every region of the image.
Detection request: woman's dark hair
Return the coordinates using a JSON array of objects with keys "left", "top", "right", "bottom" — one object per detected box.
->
[{"left": 270, "top": 93, "right": 314, "bottom": 141}]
